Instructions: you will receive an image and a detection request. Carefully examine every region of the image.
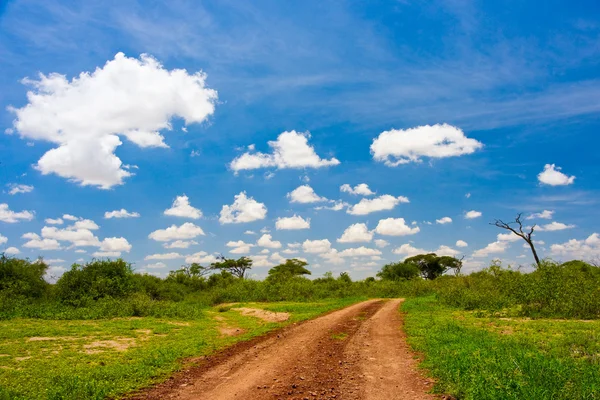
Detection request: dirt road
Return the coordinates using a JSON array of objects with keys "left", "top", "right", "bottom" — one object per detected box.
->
[{"left": 133, "top": 299, "right": 435, "bottom": 400}]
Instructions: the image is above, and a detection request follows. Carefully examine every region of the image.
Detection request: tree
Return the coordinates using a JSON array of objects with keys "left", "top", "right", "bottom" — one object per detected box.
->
[
  {"left": 440, "top": 255, "right": 464, "bottom": 276},
  {"left": 267, "top": 259, "right": 311, "bottom": 280},
  {"left": 405, "top": 253, "right": 448, "bottom": 280},
  {"left": 211, "top": 256, "right": 253, "bottom": 279},
  {"left": 491, "top": 213, "right": 541, "bottom": 267},
  {"left": 377, "top": 261, "right": 420, "bottom": 281}
]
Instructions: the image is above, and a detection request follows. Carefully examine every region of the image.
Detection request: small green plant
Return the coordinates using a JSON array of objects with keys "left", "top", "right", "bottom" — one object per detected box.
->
[{"left": 330, "top": 332, "right": 348, "bottom": 340}]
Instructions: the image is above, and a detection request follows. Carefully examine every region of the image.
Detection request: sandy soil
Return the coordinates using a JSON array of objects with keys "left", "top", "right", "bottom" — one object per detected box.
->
[{"left": 131, "top": 299, "right": 436, "bottom": 400}]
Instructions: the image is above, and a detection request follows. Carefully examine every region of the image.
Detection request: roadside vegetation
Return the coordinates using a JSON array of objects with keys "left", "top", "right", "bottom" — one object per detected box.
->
[{"left": 0, "top": 247, "right": 599, "bottom": 399}]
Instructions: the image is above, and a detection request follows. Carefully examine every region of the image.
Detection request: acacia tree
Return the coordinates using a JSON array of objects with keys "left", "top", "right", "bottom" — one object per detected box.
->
[
  {"left": 491, "top": 213, "right": 540, "bottom": 267},
  {"left": 211, "top": 256, "right": 253, "bottom": 279},
  {"left": 267, "top": 259, "right": 311, "bottom": 280}
]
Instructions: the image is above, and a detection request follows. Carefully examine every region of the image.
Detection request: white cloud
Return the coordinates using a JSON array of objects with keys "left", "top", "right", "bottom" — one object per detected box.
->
[
  {"left": 41, "top": 226, "right": 101, "bottom": 247},
  {"left": 91, "top": 251, "right": 122, "bottom": 258},
  {"left": 340, "top": 183, "right": 374, "bottom": 196},
  {"left": 375, "top": 218, "right": 420, "bottom": 236},
  {"left": 164, "top": 195, "right": 202, "bottom": 219},
  {"left": 104, "top": 209, "right": 140, "bottom": 219},
  {"left": 45, "top": 218, "right": 63, "bottom": 225},
  {"left": 436, "top": 217, "right": 453, "bottom": 224},
  {"left": 465, "top": 193, "right": 471, "bottom": 198},
  {"left": 496, "top": 232, "right": 520, "bottom": 243},
  {"left": 144, "top": 252, "right": 183, "bottom": 260},
  {"left": 244, "top": 230, "right": 256, "bottom": 235},
  {"left": 526, "top": 210, "right": 554, "bottom": 220},
  {"left": 337, "top": 223, "right": 373, "bottom": 243},
  {"left": 219, "top": 192, "right": 267, "bottom": 224},
  {"left": 4, "top": 247, "right": 20, "bottom": 255},
  {"left": 144, "top": 262, "right": 167, "bottom": 269},
  {"left": 288, "top": 242, "right": 301, "bottom": 248},
  {"left": 275, "top": 215, "right": 310, "bottom": 230},
  {"left": 22, "top": 234, "right": 61, "bottom": 250},
  {"left": 9, "top": 52, "right": 217, "bottom": 189},
  {"left": 185, "top": 251, "right": 218, "bottom": 264},
  {"left": 270, "top": 252, "right": 286, "bottom": 264},
  {"left": 8, "top": 184, "right": 34, "bottom": 195},
  {"left": 303, "top": 239, "right": 332, "bottom": 254},
  {"left": 371, "top": 124, "right": 483, "bottom": 166},
  {"left": 0, "top": 234, "right": 7, "bottom": 245},
  {"left": 465, "top": 210, "right": 482, "bottom": 219},
  {"left": 338, "top": 247, "right": 381, "bottom": 257},
  {"left": 537, "top": 221, "right": 576, "bottom": 231},
  {"left": 72, "top": 219, "right": 100, "bottom": 230},
  {"left": 374, "top": 239, "right": 389, "bottom": 248},
  {"left": 44, "top": 258, "right": 65, "bottom": 264},
  {"left": 252, "top": 255, "right": 276, "bottom": 268},
  {"left": 100, "top": 237, "right": 132, "bottom": 253},
  {"left": 550, "top": 233, "right": 600, "bottom": 260},
  {"left": 319, "top": 250, "right": 345, "bottom": 265},
  {"left": 0, "top": 204, "right": 34, "bottom": 223},
  {"left": 392, "top": 243, "right": 428, "bottom": 259},
  {"left": 287, "top": 185, "right": 328, "bottom": 204},
  {"left": 537, "top": 164, "right": 575, "bottom": 186},
  {"left": 314, "top": 200, "right": 349, "bottom": 211},
  {"left": 227, "top": 240, "right": 254, "bottom": 254},
  {"left": 456, "top": 240, "right": 468, "bottom": 247},
  {"left": 435, "top": 245, "right": 460, "bottom": 257},
  {"left": 260, "top": 249, "right": 270, "bottom": 254},
  {"left": 257, "top": 234, "right": 282, "bottom": 249},
  {"left": 282, "top": 248, "right": 298, "bottom": 255},
  {"left": 163, "top": 240, "right": 197, "bottom": 249},
  {"left": 62, "top": 214, "right": 78, "bottom": 221},
  {"left": 347, "top": 195, "right": 409, "bottom": 215},
  {"left": 472, "top": 241, "right": 509, "bottom": 257},
  {"left": 149, "top": 222, "right": 205, "bottom": 241},
  {"left": 230, "top": 131, "right": 339, "bottom": 172}
]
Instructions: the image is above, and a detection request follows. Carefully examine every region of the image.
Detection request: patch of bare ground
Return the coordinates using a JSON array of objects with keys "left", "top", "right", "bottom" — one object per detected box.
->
[
  {"left": 84, "top": 338, "right": 136, "bottom": 354},
  {"left": 130, "top": 299, "right": 439, "bottom": 400},
  {"left": 234, "top": 307, "right": 290, "bottom": 322},
  {"left": 217, "top": 326, "right": 245, "bottom": 337}
]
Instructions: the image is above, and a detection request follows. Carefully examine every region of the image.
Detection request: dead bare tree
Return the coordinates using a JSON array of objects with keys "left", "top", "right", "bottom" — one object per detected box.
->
[{"left": 491, "top": 213, "right": 541, "bottom": 267}]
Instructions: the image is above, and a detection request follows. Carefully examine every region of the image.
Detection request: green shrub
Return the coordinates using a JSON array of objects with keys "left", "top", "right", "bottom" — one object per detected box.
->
[{"left": 0, "top": 255, "right": 49, "bottom": 298}]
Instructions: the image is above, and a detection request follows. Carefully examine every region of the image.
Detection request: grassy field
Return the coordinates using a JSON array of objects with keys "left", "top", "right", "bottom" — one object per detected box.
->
[
  {"left": 0, "top": 298, "right": 362, "bottom": 400},
  {"left": 402, "top": 296, "right": 600, "bottom": 399}
]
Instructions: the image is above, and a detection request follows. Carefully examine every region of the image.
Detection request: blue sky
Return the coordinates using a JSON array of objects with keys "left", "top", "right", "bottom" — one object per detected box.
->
[{"left": 1, "top": 0, "right": 599, "bottom": 280}]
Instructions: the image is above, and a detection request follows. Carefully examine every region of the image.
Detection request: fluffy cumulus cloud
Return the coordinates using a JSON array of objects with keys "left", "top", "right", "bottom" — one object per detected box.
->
[
  {"left": 371, "top": 124, "right": 483, "bottom": 166},
  {"left": 436, "top": 217, "right": 452, "bottom": 224},
  {"left": 144, "top": 252, "right": 183, "bottom": 260},
  {"left": 219, "top": 192, "right": 267, "bottom": 224},
  {"left": 185, "top": 251, "right": 218, "bottom": 264},
  {"left": 465, "top": 210, "right": 482, "bottom": 219},
  {"left": 347, "top": 195, "right": 409, "bottom": 215},
  {"left": 22, "top": 233, "right": 61, "bottom": 250},
  {"left": 287, "top": 185, "right": 328, "bottom": 204},
  {"left": 550, "top": 233, "right": 600, "bottom": 260},
  {"left": 149, "top": 222, "right": 205, "bottom": 241},
  {"left": 0, "top": 204, "right": 34, "bottom": 223},
  {"left": 537, "top": 221, "right": 576, "bottom": 231},
  {"left": 163, "top": 240, "right": 197, "bottom": 249},
  {"left": 99, "top": 237, "right": 132, "bottom": 253},
  {"left": 314, "top": 200, "right": 349, "bottom": 212},
  {"left": 275, "top": 215, "right": 310, "bottom": 230},
  {"left": 0, "top": 234, "right": 6, "bottom": 245},
  {"left": 104, "top": 209, "right": 140, "bottom": 219},
  {"left": 537, "top": 164, "right": 575, "bottom": 186},
  {"left": 45, "top": 218, "right": 63, "bottom": 225},
  {"left": 392, "top": 243, "right": 459, "bottom": 259},
  {"left": 497, "top": 232, "right": 521, "bottom": 242},
  {"left": 8, "top": 52, "right": 217, "bottom": 189},
  {"left": 337, "top": 223, "right": 373, "bottom": 243},
  {"left": 230, "top": 131, "right": 339, "bottom": 172},
  {"left": 303, "top": 239, "right": 332, "bottom": 254},
  {"left": 8, "top": 184, "right": 34, "bottom": 195},
  {"left": 338, "top": 247, "right": 381, "bottom": 257},
  {"left": 375, "top": 218, "right": 420, "bottom": 236},
  {"left": 257, "top": 234, "right": 282, "bottom": 249},
  {"left": 227, "top": 240, "right": 254, "bottom": 254},
  {"left": 164, "top": 195, "right": 202, "bottom": 219},
  {"left": 374, "top": 239, "right": 389, "bottom": 248},
  {"left": 456, "top": 240, "right": 468, "bottom": 247},
  {"left": 472, "top": 241, "right": 509, "bottom": 257},
  {"left": 526, "top": 210, "right": 554, "bottom": 220},
  {"left": 340, "top": 183, "right": 374, "bottom": 196},
  {"left": 4, "top": 247, "right": 20, "bottom": 255}
]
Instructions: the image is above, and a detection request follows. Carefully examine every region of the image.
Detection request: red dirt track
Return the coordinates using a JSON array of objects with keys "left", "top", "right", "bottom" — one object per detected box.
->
[{"left": 131, "top": 299, "right": 435, "bottom": 400}]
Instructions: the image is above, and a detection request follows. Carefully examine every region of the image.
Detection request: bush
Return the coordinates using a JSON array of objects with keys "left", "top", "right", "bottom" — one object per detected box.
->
[
  {"left": 55, "top": 259, "right": 137, "bottom": 305},
  {"left": 0, "top": 255, "right": 49, "bottom": 298}
]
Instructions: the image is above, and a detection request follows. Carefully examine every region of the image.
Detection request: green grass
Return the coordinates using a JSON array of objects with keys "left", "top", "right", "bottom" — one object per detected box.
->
[
  {"left": 402, "top": 296, "right": 600, "bottom": 399},
  {"left": 0, "top": 298, "right": 361, "bottom": 400}
]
